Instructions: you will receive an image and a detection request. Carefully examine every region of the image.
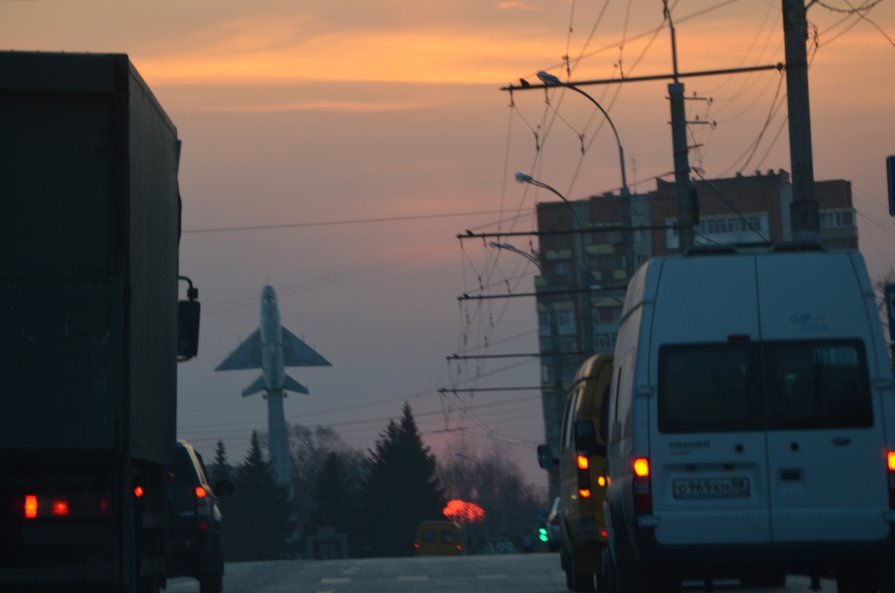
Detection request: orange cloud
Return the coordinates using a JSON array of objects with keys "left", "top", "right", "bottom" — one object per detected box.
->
[
  {"left": 199, "top": 100, "right": 428, "bottom": 113},
  {"left": 135, "top": 18, "right": 559, "bottom": 87},
  {"left": 497, "top": 1, "right": 538, "bottom": 11}
]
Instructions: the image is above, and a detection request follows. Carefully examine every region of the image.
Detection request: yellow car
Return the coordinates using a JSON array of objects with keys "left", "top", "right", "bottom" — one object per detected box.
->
[
  {"left": 539, "top": 353, "right": 612, "bottom": 591},
  {"left": 413, "top": 521, "right": 465, "bottom": 556}
]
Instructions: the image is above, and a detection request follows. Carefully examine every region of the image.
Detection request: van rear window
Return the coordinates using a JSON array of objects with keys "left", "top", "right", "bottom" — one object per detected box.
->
[
  {"left": 659, "top": 340, "right": 872, "bottom": 433},
  {"left": 764, "top": 341, "right": 871, "bottom": 429},
  {"left": 659, "top": 344, "right": 762, "bottom": 433}
]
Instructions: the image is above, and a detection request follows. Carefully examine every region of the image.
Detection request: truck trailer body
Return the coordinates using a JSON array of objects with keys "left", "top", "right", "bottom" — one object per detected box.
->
[{"left": 0, "top": 51, "right": 182, "bottom": 592}]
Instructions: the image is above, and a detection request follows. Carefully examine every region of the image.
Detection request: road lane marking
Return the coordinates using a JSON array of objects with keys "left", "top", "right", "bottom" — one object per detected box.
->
[
  {"left": 321, "top": 578, "right": 351, "bottom": 584},
  {"left": 317, "top": 590, "right": 335, "bottom": 593},
  {"left": 478, "top": 574, "right": 508, "bottom": 579},
  {"left": 397, "top": 575, "right": 430, "bottom": 582}
]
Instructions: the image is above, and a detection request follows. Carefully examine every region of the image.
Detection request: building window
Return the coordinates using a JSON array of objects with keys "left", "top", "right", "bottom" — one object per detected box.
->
[
  {"left": 554, "top": 262, "right": 571, "bottom": 277},
  {"left": 820, "top": 209, "right": 855, "bottom": 229}
]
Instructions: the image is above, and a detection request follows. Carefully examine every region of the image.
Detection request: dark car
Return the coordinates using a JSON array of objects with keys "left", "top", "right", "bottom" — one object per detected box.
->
[{"left": 168, "top": 440, "right": 233, "bottom": 593}]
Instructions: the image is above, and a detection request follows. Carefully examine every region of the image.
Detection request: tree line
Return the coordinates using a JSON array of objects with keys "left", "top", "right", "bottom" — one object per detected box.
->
[{"left": 205, "top": 403, "right": 545, "bottom": 560}]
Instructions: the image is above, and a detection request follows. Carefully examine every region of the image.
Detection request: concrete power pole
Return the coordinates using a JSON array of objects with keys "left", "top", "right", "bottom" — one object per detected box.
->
[
  {"left": 782, "top": 0, "right": 820, "bottom": 240},
  {"left": 666, "top": 3, "right": 695, "bottom": 252}
]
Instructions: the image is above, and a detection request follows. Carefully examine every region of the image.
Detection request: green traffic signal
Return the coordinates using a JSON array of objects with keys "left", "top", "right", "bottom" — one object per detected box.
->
[{"left": 538, "top": 527, "right": 549, "bottom": 543}]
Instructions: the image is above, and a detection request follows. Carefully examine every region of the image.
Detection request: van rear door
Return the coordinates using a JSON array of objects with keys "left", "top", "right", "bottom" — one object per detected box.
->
[
  {"left": 756, "top": 253, "right": 889, "bottom": 543},
  {"left": 650, "top": 257, "right": 771, "bottom": 546}
]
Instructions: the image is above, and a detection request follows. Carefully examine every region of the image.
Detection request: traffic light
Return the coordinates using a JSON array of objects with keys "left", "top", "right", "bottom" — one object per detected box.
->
[{"left": 538, "top": 527, "right": 549, "bottom": 543}]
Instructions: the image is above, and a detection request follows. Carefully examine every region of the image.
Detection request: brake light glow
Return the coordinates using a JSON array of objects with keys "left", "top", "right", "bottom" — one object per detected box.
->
[
  {"left": 579, "top": 488, "right": 592, "bottom": 499},
  {"left": 887, "top": 450, "right": 895, "bottom": 509},
  {"left": 195, "top": 486, "right": 207, "bottom": 499},
  {"left": 133, "top": 485, "right": 144, "bottom": 498},
  {"left": 633, "top": 457, "right": 650, "bottom": 477},
  {"left": 24, "top": 495, "right": 38, "bottom": 519},
  {"left": 51, "top": 498, "right": 70, "bottom": 517},
  {"left": 632, "top": 456, "right": 653, "bottom": 515},
  {"left": 577, "top": 455, "right": 589, "bottom": 470}
]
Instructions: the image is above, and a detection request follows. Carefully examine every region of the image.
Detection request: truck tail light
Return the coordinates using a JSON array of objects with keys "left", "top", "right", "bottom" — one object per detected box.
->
[
  {"left": 195, "top": 486, "right": 207, "bottom": 499},
  {"left": 632, "top": 457, "right": 652, "bottom": 515},
  {"left": 24, "top": 495, "right": 38, "bottom": 519},
  {"left": 133, "top": 485, "right": 145, "bottom": 499}
]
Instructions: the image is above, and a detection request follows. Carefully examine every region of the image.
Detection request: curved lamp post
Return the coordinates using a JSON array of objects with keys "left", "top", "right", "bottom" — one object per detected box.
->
[{"left": 536, "top": 71, "right": 629, "bottom": 197}]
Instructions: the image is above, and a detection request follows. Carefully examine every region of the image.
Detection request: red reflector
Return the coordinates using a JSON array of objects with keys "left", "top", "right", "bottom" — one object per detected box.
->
[
  {"left": 579, "top": 488, "right": 592, "bottom": 499},
  {"left": 600, "top": 530, "right": 608, "bottom": 539},
  {"left": 51, "top": 498, "right": 69, "bottom": 517},
  {"left": 195, "top": 486, "right": 207, "bottom": 499},
  {"left": 24, "top": 495, "right": 38, "bottom": 519},
  {"left": 633, "top": 457, "right": 650, "bottom": 478},
  {"left": 456, "top": 544, "right": 462, "bottom": 551},
  {"left": 577, "top": 455, "right": 589, "bottom": 470},
  {"left": 134, "top": 485, "right": 144, "bottom": 498}
]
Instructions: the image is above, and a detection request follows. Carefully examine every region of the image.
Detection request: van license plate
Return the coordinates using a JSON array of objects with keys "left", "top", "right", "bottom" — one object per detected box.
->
[{"left": 672, "top": 477, "right": 750, "bottom": 500}]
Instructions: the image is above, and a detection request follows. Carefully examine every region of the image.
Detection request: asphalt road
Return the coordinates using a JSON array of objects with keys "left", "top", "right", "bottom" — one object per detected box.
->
[{"left": 166, "top": 554, "right": 836, "bottom": 593}]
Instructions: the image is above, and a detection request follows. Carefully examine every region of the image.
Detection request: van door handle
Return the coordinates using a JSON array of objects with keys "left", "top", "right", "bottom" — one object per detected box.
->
[{"left": 832, "top": 437, "right": 851, "bottom": 446}]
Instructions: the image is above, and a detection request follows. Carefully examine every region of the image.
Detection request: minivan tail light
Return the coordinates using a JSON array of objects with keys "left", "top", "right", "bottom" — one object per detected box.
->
[
  {"left": 51, "top": 498, "right": 70, "bottom": 517},
  {"left": 24, "top": 495, "right": 38, "bottom": 519},
  {"left": 195, "top": 486, "right": 207, "bottom": 499},
  {"left": 577, "top": 454, "right": 592, "bottom": 498},
  {"left": 887, "top": 450, "right": 895, "bottom": 509},
  {"left": 632, "top": 457, "right": 652, "bottom": 515}
]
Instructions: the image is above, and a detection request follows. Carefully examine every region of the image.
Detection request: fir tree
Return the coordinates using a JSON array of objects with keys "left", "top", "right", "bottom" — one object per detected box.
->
[
  {"left": 210, "top": 439, "right": 232, "bottom": 484},
  {"left": 225, "top": 431, "right": 294, "bottom": 560},
  {"left": 357, "top": 404, "right": 444, "bottom": 556},
  {"left": 309, "top": 452, "right": 353, "bottom": 536}
]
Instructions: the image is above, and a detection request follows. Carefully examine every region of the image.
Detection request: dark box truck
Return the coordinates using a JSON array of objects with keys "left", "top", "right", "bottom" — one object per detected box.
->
[{"left": 0, "top": 51, "right": 197, "bottom": 592}]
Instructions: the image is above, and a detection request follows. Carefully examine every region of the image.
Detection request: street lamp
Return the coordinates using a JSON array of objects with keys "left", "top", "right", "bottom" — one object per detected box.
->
[
  {"left": 534, "top": 71, "right": 636, "bottom": 280},
  {"left": 487, "top": 238, "right": 563, "bottom": 502},
  {"left": 536, "top": 71, "right": 629, "bottom": 197},
  {"left": 488, "top": 241, "right": 540, "bottom": 268}
]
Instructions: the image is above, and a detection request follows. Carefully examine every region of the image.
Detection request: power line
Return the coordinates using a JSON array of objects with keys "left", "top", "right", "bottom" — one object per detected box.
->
[{"left": 182, "top": 209, "right": 514, "bottom": 234}]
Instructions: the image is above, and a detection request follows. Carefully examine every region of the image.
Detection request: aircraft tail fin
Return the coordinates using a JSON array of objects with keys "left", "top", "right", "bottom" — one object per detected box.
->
[
  {"left": 283, "top": 374, "right": 310, "bottom": 395},
  {"left": 241, "top": 375, "right": 267, "bottom": 397}
]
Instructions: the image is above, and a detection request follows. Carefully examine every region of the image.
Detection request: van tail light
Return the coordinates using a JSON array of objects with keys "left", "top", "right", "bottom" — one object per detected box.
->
[
  {"left": 51, "top": 498, "right": 70, "bottom": 517},
  {"left": 24, "top": 495, "right": 38, "bottom": 519},
  {"left": 577, "top": 454, "right": 592, "bottom": 500},
  {"left": 887, "top": 450, "right": 895, "bottom": 508},
  {"left": 133, "top": 485, "right": 145, "bottom": 499},
  {"left": 196, "top": 484, "right": 212, "bottom": 530},
  {"left": 632, "top": 457, "right": 652, "bottom": 515}
]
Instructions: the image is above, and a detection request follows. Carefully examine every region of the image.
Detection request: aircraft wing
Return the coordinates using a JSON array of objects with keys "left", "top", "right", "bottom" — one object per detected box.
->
[
  {"left": 282, "top": 327, "right": 332, "bottom": 367},
  {"left": 215, "top": 329, "right": 263, "bottom": 370}
]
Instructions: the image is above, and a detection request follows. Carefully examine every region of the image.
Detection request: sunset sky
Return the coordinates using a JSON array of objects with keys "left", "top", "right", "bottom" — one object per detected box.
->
[{"left": 5, "top": 0, "right": 894, "bottom": 489}]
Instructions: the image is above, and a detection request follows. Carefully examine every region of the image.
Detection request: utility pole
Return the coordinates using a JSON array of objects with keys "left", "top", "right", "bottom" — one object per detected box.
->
[
  {"left": 782, "top": 0, "right": 820, "bottom": 240},
  {"left": 665, "top": 1, "right": 695, "bottom": 252}
]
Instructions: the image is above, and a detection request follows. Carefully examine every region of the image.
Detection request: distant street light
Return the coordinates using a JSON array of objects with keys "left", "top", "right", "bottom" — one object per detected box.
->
[
  {"left": 514, "top": 173, "right": 594, "bottom": 357},
  {"left": 488, "top": 241, "right": 541, "bottom": 268}
]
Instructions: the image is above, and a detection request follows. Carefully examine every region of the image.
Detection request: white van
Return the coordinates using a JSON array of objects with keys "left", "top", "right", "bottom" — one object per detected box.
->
[{"left": 602, "top": 246, "right": 895, "bottom": 593}]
